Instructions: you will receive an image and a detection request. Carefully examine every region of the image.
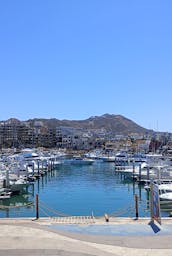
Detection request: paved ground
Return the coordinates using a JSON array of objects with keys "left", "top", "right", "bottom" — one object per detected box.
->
[
  {"left": 48, "top": 222, "right": 172, "bottom": 236},
  {"left": 0, "top": 218, "right": 172, "bottom": 256}
]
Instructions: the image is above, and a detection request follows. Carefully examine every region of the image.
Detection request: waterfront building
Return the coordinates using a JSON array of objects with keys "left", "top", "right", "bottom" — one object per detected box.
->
[
  {"left": 0, "top": 119, "right": 33, "bottom": 148},
  {"left": 0, "top": 119, "right": 171, "bottom": 156}
]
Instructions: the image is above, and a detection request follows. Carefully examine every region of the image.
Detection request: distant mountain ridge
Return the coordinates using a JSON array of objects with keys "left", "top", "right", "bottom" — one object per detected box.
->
[{"left": 9, "top": 113, "right": 152, "bottom": 135}]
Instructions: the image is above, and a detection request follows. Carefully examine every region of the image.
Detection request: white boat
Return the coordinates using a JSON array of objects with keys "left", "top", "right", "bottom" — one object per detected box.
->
[
  {"left": 115, "top": 152, "right": 129, "bottom": 163},
  {"left": 0, "top": 192, "right": 11, "bottom": 199},
  {"left": 101, "top": 156, "right": 116, "bottom": 162},
  {"left": 0, "top": 188, "right": 12, "bottom": 199},
  {"left": 67, "top": 157, "right": 94, "bottom": 165},
  {"left": 116, "top": 162, "right": 154, "bottom": 178},
  {"left": 158, "top": 183, "right": 172, "bottom": 192},
  {"left": 159, "top": 192, "right": 172, "bottom": 201},
  {"left": 9, "top": 177, "right": 29, "bottom": 192}
]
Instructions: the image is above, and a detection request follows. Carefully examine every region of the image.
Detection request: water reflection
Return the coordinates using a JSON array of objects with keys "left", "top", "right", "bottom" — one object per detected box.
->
[{"left": 0, "top": 193, "right": 34, "bottom": 218}]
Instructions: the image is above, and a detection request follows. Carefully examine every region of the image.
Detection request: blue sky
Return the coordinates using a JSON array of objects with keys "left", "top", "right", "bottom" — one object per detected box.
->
[{"left": 0, "top": 0, "right": 172, "bottom": 132}]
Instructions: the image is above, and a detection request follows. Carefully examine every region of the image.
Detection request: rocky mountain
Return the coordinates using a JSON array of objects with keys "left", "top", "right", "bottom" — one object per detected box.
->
[{"left": 26, "top": 114, "right": 151, "bottom": 135}]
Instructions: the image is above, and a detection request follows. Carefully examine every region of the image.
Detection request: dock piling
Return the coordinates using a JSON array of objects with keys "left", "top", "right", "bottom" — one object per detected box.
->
[
  {"left": 135, "top": 194, "right": 139, "bottom": 220},
  {"left": 36, "top": 194, "right": 39, "bottom": 219},
  {"left": 104, "top": 213, "right": 109, "bottom": 222},
  {"left": 138, "top": 164, "right": 142, "bottom": 183}
]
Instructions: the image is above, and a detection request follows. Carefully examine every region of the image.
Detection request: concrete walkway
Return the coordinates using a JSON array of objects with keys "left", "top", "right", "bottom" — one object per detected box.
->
[{"left": 0, "top": 218, "right": 172, "bottom": 256}]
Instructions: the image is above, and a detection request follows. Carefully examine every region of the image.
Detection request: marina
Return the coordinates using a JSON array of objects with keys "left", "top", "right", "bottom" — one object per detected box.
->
[{"left": 1, "top": 149, "right": 172, "bottom": 219}]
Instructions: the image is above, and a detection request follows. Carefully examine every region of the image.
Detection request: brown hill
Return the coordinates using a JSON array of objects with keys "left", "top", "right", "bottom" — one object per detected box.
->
[{"left": 26, "top": 114, "right": 151, "bottom": 135}]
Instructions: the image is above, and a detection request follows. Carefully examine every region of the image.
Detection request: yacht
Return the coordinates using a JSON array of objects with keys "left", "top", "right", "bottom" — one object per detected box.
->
[
  {"left": 67, "top": 156, "right": 94, "bottom": 165},
  {"left": 159, "top": 192, "right": 172, "bottom": 201}
]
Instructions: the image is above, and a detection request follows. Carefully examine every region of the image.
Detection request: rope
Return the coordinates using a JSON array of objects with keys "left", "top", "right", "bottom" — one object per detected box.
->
[
  {"left": 109, "top": 205, "right": 134, "bottom": 217},
  {"left": 39, "top": 205, "right": 51, "bottom": 217},
  {"left": 39, "top": 199, "right": 71, "bottom": 217},
  {"left": 39, "top": 199, "right": 136, "bottom": 218}
]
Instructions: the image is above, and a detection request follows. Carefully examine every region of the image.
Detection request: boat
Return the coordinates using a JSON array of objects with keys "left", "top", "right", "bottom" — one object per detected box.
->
[
  {"left": 0, "top": 188, "right": 12, "bottom": 199},
  {"left": 0, "top": 191, "right": 11, "bottom": 199},
  {"left": 67, "top": 156, "right": 94, "bottom": 165},
  {"left": 159, "top": 192, "right": 172, "bottom": 201},
  {"left": 158, "top": 183, "right": 172, "bottom": 192},
  {"left": 9, "top": 177, "right": 29, "bottom": 193},
  {"left": 144, "top": 179, "right": 172, "bottom": 192},
  {"left": 115, "top": 152, "right": 129, "bottom": 163},
  {"left": 101, "top": 156, "right": 116, "bottom": 162}
]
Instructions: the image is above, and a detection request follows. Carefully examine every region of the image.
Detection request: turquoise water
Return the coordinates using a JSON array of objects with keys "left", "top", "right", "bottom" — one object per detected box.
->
[{"left": 0, "top": 161, "right": 170, "bottom": 218}]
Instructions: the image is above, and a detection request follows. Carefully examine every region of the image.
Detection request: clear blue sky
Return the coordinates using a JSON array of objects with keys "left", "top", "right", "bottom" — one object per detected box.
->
[{"left": 0, "top": 0, "right": 172, "bottom": 132}]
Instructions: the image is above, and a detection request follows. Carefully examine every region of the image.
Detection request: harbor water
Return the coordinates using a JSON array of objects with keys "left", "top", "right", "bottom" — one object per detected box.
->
[{"left": 0, "top": 161, "right": 170, "bottom": 218}]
